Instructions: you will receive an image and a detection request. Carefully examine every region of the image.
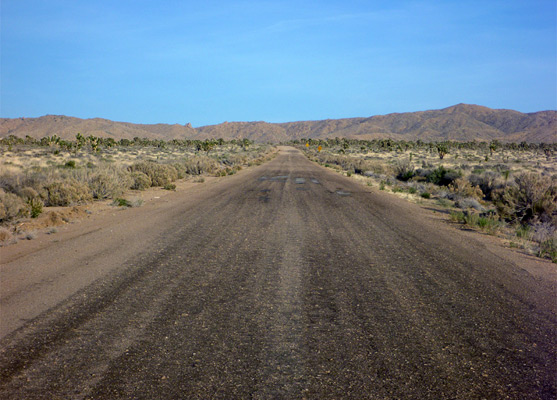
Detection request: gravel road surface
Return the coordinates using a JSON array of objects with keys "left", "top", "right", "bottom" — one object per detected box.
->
[{"left": 1, "top": 146, "right": 555, "bottom": 399}]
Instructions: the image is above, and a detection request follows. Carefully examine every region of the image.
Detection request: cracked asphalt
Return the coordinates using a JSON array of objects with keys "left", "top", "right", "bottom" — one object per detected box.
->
[{"left": 0, "top": 146, "right": 555, "bottom": 399}]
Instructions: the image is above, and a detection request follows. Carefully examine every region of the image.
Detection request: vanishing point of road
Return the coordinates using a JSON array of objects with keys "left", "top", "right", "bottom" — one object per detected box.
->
[{"left": 1, "top": 147, "right": 555, "bottom": 399}]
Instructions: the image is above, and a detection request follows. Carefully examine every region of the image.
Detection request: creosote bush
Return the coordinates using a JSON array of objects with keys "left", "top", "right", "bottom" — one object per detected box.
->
[
  {"left": 425, "top": 166, "right": 461, "bottom": 186},
  {"left": 395, "top": 160, "right": 415, "bottom": 181},
  {"left": 494, "top": 173, "right": 557, "bottom": 224}
]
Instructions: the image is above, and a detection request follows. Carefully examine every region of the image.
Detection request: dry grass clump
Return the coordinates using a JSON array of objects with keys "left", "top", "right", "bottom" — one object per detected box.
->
[
  {"left": 42, "top": 179, "right": 92, "bottom": 206},
  {"left": 0, "top": 189, "right": 30, "bottom": 222},
  {"left": 128, "top": 161, "right": 178, "bottom": 187},
  {"left": 449, "top": 178, "right": 484, "bottom": 201},
  {"left": 183, "top": 156, "right": 219, "bottom": 175},
  {"left": 0, "top": 226, "right": 15, "bottom": 245},
  {"left": 311, "top": 153, "right": 387, "bottom": 175},
  {"left": 86, "top": 167, "right": 133, "bottom": 199},
  {"left": 130, "top": 171, "right": 152, "bottom": 190}
]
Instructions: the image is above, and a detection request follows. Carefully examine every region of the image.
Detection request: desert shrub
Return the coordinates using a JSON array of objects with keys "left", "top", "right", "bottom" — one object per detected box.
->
[
  {"left": 171, "top": 163, "right": 187, "bottom": 179},
  {"left": 87, "top": 167, "right": 133, "bottom": 199},
  {"left": 515, "top": 224, "right": 532, "bottom": 239},
  {"left": 532, "top": 222, "right": 556, "bottom": 244},
  {"left": 395, "top": 160, "right": 415, "bottom": 181},
  {"left": 183, "top": 156, "right": 219, "bottom": 175},
  {"left": 130, "top": 171, "right": 152, "bottom": 190},
  {"left": 538, "top": 238, "right": 557, "bottom": 263},
  {"left": 42, "top": 179, "right": 92, "bottom": 206},
  {"left": 450, "top": 210, "right": 466, "bottom": 223},
  {"left": 0, "top": 190, "right": 30, "bottom": 221},
  {"left": 163, "top": 183, "right": 176, "bottom": 190},
  {"left": 0, "top": 226, "right": 14, "bottom": 244},
  {"left": 494, "top": 173, "right": 557, "bottom": 224},
  {"left": 449, "top": 178, "right": 484, "bottom": 200},
  {"left": 314, "top": 153, "right": 386, "bottom": 175},
  {"left": 420, "top": 192, "right": 431, "bottom": 199},
  {"left": 220, "top": 154, "right": 246, "bottom": 167},
  {"left": 426, "top": 166, "right": 461, "bottom": 186},
  {"left": 28, "top": 197, "right": 43, "bottom": 218},
  {"left": 0, "top": 169, "right": 24, "bottom": 194},
  {"left": 409, "top": 182, "right": 435, "bottom": 197},
  {"left": 64, "top": 160, "right": 77, "bottom": 169},
  {"left": 113, "top": 197, "right": 132, "bottom": 207},
  {"left": 455, "top": 197, "right": 485, "bottom": 211},
  {"left": 18, "top": 186, "right": 39, "bottom": 200},
  {"left": 475, "top": 215, "right": 501, "bottom": 233},
  {"left": 468, "top": 171, "right": 500, "bottom": 200},
  {"left": 128, "top": 161, "right": 178, "bottom": 186}
]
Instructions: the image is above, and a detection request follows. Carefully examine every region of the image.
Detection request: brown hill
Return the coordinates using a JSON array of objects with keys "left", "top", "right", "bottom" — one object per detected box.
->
[{"left": 1, "top": 104, "right": 555, "bottom": 143}]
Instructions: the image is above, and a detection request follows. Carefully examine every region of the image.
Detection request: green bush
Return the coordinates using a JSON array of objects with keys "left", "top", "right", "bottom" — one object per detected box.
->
[
  {"left": 450, "top": 210, "right": 466, "bottom": 223},
  {"left": 28, "top": 197, "right": 43, "bottom": 218},
  {"left": 113, "top": 197, "right": 132, "bottom": 207},
  {"left": 395, "top": 160, "right": 415, "bottom": 181},
  {"left": 426, "top": 166, "right": 461, "bottom": 186}
]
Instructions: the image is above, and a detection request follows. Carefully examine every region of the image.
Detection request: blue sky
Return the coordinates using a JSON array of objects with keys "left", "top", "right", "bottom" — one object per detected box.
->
[{"left": 1, "top": 0, "right": 556, "bottom": 126}]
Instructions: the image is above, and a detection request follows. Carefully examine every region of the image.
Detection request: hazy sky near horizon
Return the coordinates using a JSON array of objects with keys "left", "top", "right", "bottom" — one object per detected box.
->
[{"left": 1, "top": 0, "right": 556, "bottom": 126}]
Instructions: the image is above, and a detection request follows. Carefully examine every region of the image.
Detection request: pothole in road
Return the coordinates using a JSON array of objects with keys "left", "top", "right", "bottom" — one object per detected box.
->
[
  {"left": 270, "top": 175, "right": 289, "bottom": 181},
  {"left": 295, "top": 178, "right": 306, "bottom": 184},
  {"left": 335, "top": 190, "right": 351, "bottom": 196},
  {"left": 310, "top": 178, "right": 320, "bottom": 184}
]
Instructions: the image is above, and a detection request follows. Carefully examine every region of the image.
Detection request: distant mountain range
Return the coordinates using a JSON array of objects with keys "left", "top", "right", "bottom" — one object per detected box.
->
[{"left": 1, "top": 104, "right": 555, "bottom": 143}]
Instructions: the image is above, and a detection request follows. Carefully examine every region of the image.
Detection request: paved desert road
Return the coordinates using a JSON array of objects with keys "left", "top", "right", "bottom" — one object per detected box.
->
[{"left": 0, "top": 147, "right": 555, "bottom": 399}]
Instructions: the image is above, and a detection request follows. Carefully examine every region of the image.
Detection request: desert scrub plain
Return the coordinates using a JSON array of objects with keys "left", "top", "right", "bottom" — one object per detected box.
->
[
  {"left": 296, "top": 138, "right": 557, "bottom": 263},
  {"left": 0, "top": 135, "right": 274, "bottom": 245}
]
